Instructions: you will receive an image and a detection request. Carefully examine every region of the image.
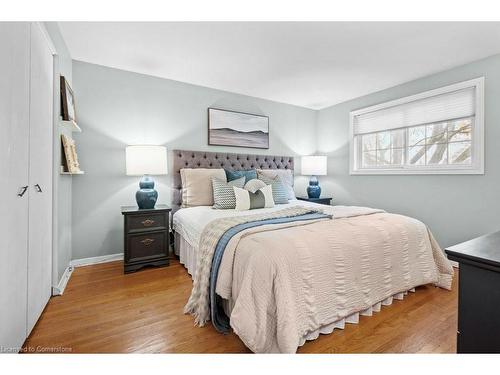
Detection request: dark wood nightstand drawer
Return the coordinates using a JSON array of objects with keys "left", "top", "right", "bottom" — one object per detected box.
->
[
  {"left": 126, "top": 231, "right": 168, "bottom": 264},
  {"left": 126, "top": 213, "right": 167, "bottom": 232}
]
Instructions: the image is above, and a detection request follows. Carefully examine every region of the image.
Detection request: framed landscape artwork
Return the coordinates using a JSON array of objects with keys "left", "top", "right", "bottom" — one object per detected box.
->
[{"left": 208, "top": 108, "right": 269, "bottom": 149}]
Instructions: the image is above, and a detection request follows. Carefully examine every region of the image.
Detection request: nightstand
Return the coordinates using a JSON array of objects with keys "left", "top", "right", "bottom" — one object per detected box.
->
[
  {"left": 296, "top": 196, "right": 332, "bottom": 206},
  {"left": 121, "top": 205, "right": 171, "bottom": 273}
]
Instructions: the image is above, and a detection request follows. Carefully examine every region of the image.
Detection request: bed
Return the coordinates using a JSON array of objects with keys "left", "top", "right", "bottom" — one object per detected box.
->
[{"left": 171, "top": 150, "right": 454, "bottom": 353}]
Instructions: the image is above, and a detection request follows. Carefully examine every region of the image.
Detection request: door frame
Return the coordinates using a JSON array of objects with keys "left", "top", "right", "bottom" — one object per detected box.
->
[{"left": 33, "top": 22, "right": 60, "bottom": 294}]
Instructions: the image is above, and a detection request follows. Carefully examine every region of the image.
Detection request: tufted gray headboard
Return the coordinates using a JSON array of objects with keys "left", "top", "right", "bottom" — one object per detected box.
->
[{"left": 172, "top": 149, "right": 294, "bottom": 214}]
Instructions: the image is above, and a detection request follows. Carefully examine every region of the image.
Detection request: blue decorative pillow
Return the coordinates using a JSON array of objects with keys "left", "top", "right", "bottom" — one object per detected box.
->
[{"left": 225, "top": 169, "right": 257, "bottom": 183}]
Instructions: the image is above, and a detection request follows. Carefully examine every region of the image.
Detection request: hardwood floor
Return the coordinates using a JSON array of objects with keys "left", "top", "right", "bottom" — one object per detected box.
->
[{"left": 23, "top": 260, "right": 458, "bottom": 353}]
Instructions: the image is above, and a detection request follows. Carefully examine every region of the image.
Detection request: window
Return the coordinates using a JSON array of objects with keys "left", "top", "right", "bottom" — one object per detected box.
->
[{"left": 350, "top": 78, "right": 484, "bottom": 174}]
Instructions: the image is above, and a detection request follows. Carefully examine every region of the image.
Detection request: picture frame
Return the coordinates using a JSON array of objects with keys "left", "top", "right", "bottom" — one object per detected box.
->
[
  {"left": 208, "top": 107, "right": 269, "bottom": 149},
  {"left": 61, "top": 134, "right": 81, "bottom": 173},
  {"left": 60, "top": 75, "right": 76, "bottom": 122}
]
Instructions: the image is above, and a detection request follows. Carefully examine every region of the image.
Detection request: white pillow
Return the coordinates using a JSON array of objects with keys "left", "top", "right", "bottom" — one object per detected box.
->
[
  {"left": 244, "top": 178, "right": 267, "bottom": 193},
  {"left": 257, "top": 169, "right": 295, "bottom": 200},
  {"left": 180, "top": 168, "right": 226, "bottom": 207},
  {"left": 233, "top": 185, "right": 274, "bottom": 211}
]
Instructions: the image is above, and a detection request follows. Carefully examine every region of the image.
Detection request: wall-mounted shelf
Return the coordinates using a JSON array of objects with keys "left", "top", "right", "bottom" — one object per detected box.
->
[
  {"left": 60, "top": 119, "right": 81, "bottom": 133},
  {"left": 60, "top": 166, "right": 85, "bottom": 175}
]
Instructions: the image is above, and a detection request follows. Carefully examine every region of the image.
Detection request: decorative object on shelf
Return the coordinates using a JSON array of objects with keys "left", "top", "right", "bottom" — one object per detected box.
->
[
  {"left": 301, "top": 155, "right": 327, "bottom": 199},
  {"left": 60, "top": 75, "right": 76, "bottom": 122},
  {"left": 208, "top": 107, "right": 269, "bottom": 149},
  {"left": 61, "top": 134, "right": 82, "bottom": 174},
  {"left": 126, "top": 145, "right": 168, "bottom": 209}
]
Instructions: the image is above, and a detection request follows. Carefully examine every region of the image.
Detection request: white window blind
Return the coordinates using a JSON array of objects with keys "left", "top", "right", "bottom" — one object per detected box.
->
[
  {"left": 349, "top": 77, "right": 484, "bottom": 175},
  {"left": 353, "top": 87, "right": 476, "bottom": 135}
]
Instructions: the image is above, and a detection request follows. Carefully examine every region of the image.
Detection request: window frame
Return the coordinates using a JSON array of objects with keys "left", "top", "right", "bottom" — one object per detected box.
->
[{"left": 349, "top": 77, "right": 484, "bottom": 175}]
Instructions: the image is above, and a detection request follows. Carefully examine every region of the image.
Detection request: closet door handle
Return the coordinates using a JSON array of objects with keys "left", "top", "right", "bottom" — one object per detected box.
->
[
  {"left": 34, "top": 184, "right": 43, "bottom": 193},
  {"left": 18, "top": 186, "right": 29, "bottom": 197}
]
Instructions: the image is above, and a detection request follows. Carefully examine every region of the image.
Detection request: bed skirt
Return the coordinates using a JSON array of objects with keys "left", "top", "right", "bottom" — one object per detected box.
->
[
  {"left": 174, "top": 232, "right": 198, "bottom": 279},
  {"left": 297, "top": 288, "right": 416, "bottom": 348}
]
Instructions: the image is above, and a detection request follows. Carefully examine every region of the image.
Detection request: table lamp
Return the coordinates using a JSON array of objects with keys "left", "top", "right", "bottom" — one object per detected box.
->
[
  {"left": 301, "top": 155, "right": 327, "bottom": 199},
  {"left": 126, "top": 145, "right": 167, "bottom": 209}
]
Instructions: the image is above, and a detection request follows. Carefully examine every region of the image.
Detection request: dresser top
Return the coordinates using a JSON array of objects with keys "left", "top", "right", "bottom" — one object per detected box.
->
[
  {"left": 445, "top": 230, "right": 500, "bottom": 267},
  {"left": 121, "top": 204, "right": 171, "bottom": 214}
]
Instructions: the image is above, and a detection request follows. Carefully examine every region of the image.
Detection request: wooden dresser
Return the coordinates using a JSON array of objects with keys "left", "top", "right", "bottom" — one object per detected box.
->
[
  {"left": 445, "top": 231, "right": 500, "bottom": 353},
  {"left": 121, "top": 205, "right": 171, "bottom": 273}
]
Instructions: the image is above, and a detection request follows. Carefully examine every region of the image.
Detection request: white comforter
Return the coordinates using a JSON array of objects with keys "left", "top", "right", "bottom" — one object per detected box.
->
[{"left": 174, "top": 203, "right": 454, "bottom": 353}]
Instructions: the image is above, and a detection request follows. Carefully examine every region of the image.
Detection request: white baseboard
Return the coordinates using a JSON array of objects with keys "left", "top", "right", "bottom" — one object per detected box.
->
[
  {"left": 52, "top": 265, "right": 74, "bottom": 296},
  {"left": 70, "top": 253, "right": 123, "bottom": 268},
  {"left": 51, "top": 254, "right": 123, "bottom": 296}
]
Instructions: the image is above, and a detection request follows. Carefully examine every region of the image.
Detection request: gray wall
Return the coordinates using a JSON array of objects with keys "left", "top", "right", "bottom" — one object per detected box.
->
[
  {"left": 72, "top": 53, "right": 500, "bottom": 259},
  {"left": 44, "top": 22, "right": 72, "bottom": 283},
  {"left": 71, "top": 61, "right": 317, "bottom": 260},
  {"left": 317, "top": 53, "right": 500, "bottom": 248}
]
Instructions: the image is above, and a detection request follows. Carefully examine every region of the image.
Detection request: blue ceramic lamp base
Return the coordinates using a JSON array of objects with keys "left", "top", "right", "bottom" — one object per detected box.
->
[
  {"left": 136, "top": 175, "right": 158, "bottom": 209},
  {"left": 306, "top": 175, "right": 321, "bottom": 199}
]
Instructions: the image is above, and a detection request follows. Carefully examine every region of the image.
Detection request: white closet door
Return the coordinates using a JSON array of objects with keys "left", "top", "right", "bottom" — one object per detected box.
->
[
  {"left": 0, "top": 23, "right": 31, "bottom": 350},
  {"left": 27, "top": 23, "right": 54, "bottom": 335}
]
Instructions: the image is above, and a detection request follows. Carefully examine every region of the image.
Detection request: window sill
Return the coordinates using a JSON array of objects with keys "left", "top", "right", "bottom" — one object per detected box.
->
[{"left": 350, "top": 167, "right": 484, "bottom": 175}]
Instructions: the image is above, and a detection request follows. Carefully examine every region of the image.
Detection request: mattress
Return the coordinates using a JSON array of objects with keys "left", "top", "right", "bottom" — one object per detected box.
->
[
  {"left": 172, "top": 199, "right": 325, "bottom": 249},
  {"left": 172, "top": 200, "right": 323, "bottom": 277}
]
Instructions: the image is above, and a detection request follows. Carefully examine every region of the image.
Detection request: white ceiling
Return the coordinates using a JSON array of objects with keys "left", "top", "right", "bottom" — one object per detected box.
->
[{"left": 59, "top": 22, "right": 500, "bottom": 110}]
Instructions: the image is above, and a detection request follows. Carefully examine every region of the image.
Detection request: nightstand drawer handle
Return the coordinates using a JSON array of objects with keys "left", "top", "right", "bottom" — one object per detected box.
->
[
  {"left": 141, "top": 238, "right": 155, "bottom": 246},
  {"left": 141, "top": 219, "right": 155, "bottom": 227}
]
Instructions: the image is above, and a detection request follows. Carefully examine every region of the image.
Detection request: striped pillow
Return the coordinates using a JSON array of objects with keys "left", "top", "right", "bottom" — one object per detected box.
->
[
  {"left": 211, "top": 176, "right": 246, "bottom": 209},
  {"left": 257, "top": 174, "right": 289, "bottom": 204}
]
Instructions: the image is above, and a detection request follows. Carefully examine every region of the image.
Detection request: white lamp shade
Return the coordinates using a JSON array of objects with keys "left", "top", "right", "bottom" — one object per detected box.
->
[
  {"left": 126, "top": 145, "right": 168, "bottom": 176},
  {"left": 301, "top": 155, "right": 327, "bottom": 176}
]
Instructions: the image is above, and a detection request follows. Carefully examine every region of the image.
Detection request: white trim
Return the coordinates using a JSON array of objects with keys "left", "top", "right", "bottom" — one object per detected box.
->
[
  {"left": 350, "top": 166, "right": 483, "bottom": 175},
  {"left": 70, "top": 253, "right": 123, "bottom": 268},
  {"left": 51, "top": 31, "right": 60, "bottom": 291},
  {"left": 52, "top": 265, "right": 74, "bottom": 296},
  {"left": 33, "top": 22, "right": 57, "bottom": 56},
  {"left": 349, "top": 77, "right": 485, "bottom": 175},
  {"left": 52, "top": 254, "right": 124, "bottom": 295}
]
